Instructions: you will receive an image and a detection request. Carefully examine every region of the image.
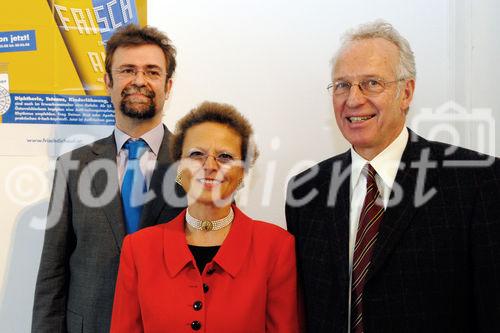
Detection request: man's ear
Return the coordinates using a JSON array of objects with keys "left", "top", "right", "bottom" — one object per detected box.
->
[
  {"left": 400, "top": 79, "right": 415, "bottom": 112},
  {"left": 104, "top": 72, "right": 113, "bottom": 94},
  {"left": 164, "top": 78, "right": 173, "bottom": 99}
]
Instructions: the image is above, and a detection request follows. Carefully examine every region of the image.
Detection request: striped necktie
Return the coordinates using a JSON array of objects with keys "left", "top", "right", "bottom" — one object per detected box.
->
[
  {"left": 121, "top": 139, "right": 148, "bottom": 234},
  {"left": 351, "top": 163, "right": 384, "bottom": 333}
]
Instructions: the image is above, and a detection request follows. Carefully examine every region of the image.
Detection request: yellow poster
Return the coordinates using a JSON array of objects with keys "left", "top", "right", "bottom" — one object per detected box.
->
[{"left": 0, "top": 0, "right": 147, "bottom": 130}]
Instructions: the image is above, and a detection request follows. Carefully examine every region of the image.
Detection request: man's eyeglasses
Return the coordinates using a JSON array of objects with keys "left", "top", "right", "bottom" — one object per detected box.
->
[
  {"left": 327, "top": 78, "right": 404, "bottom": 97},
  {"left": 184, "top": 149, "right": 242, "bottom": 168},
  {"left": 111, "top": 67, "right": 165, "bottom": 81}
]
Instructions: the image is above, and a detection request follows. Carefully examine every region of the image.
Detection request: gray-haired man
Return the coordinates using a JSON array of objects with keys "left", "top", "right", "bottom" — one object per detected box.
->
[{"left": 286, "top": 20, "right": 500, "bottom": 333}]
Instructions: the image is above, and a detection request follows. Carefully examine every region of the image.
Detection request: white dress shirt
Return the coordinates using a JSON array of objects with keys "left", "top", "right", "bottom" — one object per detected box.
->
[
  {"left": 347, "top": 127, "right": 409, "bottom": 329},
  {"left": 114, "top": 123, "right": 164, "bottom": 190}
]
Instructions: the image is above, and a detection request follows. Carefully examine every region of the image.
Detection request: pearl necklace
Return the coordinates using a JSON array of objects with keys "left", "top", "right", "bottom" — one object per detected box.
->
[{"left": 185, "top": 207, "right": 234, "bottom": 231}]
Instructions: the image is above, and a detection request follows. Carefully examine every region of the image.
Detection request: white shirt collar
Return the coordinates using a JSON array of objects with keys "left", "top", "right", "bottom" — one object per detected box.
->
[
  {"left": 114, "top": 122, "right": 164, "bottom": 156},
  {"left": 350, "top": 127, "right": 409, "bottom": 193}
]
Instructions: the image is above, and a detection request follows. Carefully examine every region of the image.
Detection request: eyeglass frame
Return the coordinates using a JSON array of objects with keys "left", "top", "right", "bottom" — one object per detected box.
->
[
  {"left": 182, "top": 148, "right": 244, "bottom": 168},
  {"left": 111, "top": 66, "right": 166, "bottom": 81},
  {"left": 327, "top": 77, "right": 405, "bottom": 97}
]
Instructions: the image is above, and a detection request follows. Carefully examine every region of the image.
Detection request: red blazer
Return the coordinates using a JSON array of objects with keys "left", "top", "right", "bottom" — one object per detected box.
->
[{"left": 110, "top": 205, "right": 300, "bottom": 333}]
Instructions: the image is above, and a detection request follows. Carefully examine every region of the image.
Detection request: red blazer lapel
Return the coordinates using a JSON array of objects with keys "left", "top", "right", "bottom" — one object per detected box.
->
[
  {"left": 163, "top": 210, "right": 193, "bottom": 277},
  {"left": 162, "top": 205, "right": 253, "bottom": 278}
]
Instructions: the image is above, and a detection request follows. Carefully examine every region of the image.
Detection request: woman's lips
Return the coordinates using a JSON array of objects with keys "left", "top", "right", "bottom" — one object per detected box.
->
[{"left": 198, "top": 178, "right": 223, "bottom": 185}]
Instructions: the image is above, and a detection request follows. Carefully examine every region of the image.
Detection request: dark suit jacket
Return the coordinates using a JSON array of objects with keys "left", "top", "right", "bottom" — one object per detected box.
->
[
  {"left": 286, "top": 129, "right": 500, "bottom": 333},
  {"left": 32, "top": 127, "right": 186, "bottom": 333}
]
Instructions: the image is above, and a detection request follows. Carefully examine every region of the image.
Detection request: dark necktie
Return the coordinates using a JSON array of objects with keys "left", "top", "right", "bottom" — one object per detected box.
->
[
  {"left": 351, "top": 164, "right": 384, "bottom": 333},
  {"left": 121, "top": 139, "right": 148, "bottom": 234}
]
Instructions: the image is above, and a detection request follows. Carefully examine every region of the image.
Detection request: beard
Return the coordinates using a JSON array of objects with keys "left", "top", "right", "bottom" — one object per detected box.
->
[{"left": 119, "top": 85, "right": 157, "bottom": 120}]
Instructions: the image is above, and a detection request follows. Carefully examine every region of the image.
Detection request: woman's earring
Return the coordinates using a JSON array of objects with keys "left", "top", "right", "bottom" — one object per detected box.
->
[{"left": 175, "top": 170, "right": 182, "bottom": 186}]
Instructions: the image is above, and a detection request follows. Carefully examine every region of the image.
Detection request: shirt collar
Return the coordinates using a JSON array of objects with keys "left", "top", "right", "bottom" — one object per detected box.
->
[
  {"left": 114, "top": 122, "right": 164, "bottom": 156},
  {"left": 350, "top": 127, "right": 409, "bottom": 191},
  {"left": 162, "top": 204, "right": 252, "bottom": 278}
]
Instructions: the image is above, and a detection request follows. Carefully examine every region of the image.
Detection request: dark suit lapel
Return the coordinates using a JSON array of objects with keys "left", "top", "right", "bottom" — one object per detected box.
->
[
  {"left": 140, "top": 127, "right": 181, "bottom": 228},
  {"left": 367, "top": 130, "right": 435, "bottom": 281},
  {"left": 316, "top": 151, "right": 352, "bottom": 329},
  {"left": 327, "top": 152, "right": 352, "bottom": 289},
  {"left": 88, "top": 133, "right": 126, "bottom": 249}
]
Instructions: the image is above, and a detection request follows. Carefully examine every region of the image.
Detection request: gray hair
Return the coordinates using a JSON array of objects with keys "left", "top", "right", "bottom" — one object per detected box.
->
[{"left": 331, "top": 19, "right": 416, "bottom": 81}]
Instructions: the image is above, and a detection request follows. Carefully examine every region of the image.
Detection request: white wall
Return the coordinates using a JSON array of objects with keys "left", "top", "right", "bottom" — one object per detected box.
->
[
  {"left": 150, "top": 0, "right": 499, "bottom": 225},
  {"left": 1, "top": 0, "right": 498, "bottom": 331}
]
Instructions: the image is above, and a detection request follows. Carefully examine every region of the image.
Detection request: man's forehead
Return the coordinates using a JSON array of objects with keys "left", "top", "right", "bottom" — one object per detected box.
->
[
  {"left": 341, "top": 38, "right": 399, "bottom": 55},
  {"left": 112, "top": 44, "right": 166, "bottom": 68},
  {"left": 334, "top": 38, "right": 399, "bottom": 78}
]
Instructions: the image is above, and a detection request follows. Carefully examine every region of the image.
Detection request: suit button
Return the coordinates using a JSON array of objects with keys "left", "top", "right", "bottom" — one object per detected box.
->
[
  {"left": 207, "top": 268, "right": 215, "bottom": 275},
  {"left": 203, "top": 283, "right": 209, "bottom": 293},
  {"left": 191, "top": 320, "right": 202, "bottom": 330},
  {"left": 193, "top": 300, "right": 203, "bottom": 311}
]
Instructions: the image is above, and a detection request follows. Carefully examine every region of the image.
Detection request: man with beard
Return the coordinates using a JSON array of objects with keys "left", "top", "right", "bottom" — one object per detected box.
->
[{"left": 32, "top": 25, "right": 185, "bottom": 333}]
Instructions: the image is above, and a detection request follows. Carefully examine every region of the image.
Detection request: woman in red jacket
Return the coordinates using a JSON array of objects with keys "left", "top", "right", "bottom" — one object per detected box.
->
[{"left": 111, "top": 101, "right": 300, "bottom": 333}]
